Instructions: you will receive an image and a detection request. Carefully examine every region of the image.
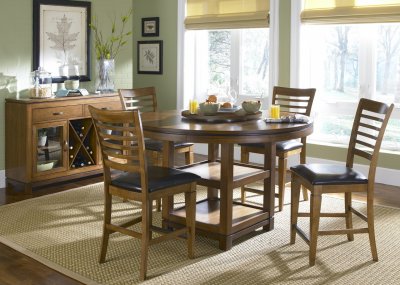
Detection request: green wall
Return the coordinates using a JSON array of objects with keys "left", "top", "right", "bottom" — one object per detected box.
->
[
  {"left": 278, "top": 0, "right": 291, "bottom": 87},
  {"left": 132, "top": 0, "right": 178, "bottom": 110},
  {"left": 0, "top": 0, "right": 133, "bottom": 171}
]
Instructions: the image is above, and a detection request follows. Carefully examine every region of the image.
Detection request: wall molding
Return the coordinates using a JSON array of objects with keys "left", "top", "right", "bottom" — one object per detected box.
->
[
  {"left": 194, "top": 144, "right": 400, "bottom": 187},
  {"left": 0, "top": 170, "right": 5, "bottom": 188}
]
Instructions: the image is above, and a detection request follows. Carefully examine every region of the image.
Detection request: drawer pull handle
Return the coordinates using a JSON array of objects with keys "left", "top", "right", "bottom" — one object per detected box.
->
[
  {"left": 101, "top": 107, "right": 110, "bottom": 110},
  {"left": 53, "top": 112, "right": 64, "bottom": 115}
]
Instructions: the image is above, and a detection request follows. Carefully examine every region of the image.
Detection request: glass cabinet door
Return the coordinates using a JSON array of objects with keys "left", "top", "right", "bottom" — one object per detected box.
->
[{"left": 34, "top": 122, "right": 68, "bottom": 175}]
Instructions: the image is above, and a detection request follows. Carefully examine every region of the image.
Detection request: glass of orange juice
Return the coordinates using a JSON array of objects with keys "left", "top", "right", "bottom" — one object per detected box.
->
[
  {"left": 189, "top": 99, "right": 199, "bottom": 114},
  {"left": 270, "top": 104, "right": 280, "bottom": 119}
]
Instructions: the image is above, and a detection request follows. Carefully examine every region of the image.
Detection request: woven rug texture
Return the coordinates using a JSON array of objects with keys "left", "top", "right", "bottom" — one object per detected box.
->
[{"left": 0, "top": 182, "right": 399, "bottom": 285}]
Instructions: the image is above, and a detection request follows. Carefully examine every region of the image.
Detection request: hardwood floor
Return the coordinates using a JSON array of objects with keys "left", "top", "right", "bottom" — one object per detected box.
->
[{"left": 0, "top": 154, "right": 399, "bottom": 284}]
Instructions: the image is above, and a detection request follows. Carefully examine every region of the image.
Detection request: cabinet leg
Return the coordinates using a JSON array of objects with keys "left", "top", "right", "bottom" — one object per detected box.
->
[{"left": 23, "top": 183, "right": 33, "bottom": 195}]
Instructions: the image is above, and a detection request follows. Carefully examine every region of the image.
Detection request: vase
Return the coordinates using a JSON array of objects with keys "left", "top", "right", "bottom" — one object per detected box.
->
[{"left": 96, "top": 59, "right": 115, "bottom": 92}]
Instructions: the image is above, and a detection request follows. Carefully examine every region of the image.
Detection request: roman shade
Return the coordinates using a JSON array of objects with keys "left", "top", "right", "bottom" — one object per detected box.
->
[
  {"left": 185, "top": 0, "right": 269, "bottom": 30},
  {"left": 301, "top": 0, "right": 400, "bottom": 24}
]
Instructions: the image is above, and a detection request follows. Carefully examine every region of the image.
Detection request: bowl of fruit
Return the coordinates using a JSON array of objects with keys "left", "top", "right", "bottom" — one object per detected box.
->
[
  {"left": 241, "top": 100, "right": 261, "bottom": 114},
  {"left": 199, "top": 101, "right": 220, "bottom": 115}
]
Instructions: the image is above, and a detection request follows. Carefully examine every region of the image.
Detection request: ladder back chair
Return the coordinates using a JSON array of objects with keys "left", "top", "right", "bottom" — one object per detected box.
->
[
  {"left": 119, "top": 87, "right": 195, "bottom": 211},
  {"left": 119, "top": 87, "right": 194, "bottom": 166},
  {"left": 240, "top": 86, "right": 316, "bottom": 211},
  {"left": 290, "top": 98, "right": 394, "bottom": 266},
  {"left": 89, "top": 106, "right": 200, "bottom": 281}
]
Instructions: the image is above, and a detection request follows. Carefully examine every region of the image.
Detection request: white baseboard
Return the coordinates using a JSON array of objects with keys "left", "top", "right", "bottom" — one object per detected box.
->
[
  {"left": 0, "top": 170, "right": 5, "bottom": 188},
  {"left": 194, "top": 144, "right": 400, "bottom": 187}
]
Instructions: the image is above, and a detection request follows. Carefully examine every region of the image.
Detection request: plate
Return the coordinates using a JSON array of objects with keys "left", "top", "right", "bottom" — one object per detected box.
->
[{"left": 218, "top": 105, "right": 241, "bottom": 113}]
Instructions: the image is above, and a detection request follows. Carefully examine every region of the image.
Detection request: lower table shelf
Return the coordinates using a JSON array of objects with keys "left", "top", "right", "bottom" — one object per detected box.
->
[
  {"left": 179, "top": 160, "right": 270, "bottom": 189},
  {"left": 164, "top": 198, "right": 271, "bottom": 250}
]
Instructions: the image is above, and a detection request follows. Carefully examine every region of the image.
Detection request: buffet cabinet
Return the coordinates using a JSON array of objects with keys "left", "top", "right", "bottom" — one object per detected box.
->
[{"left": 5, "top": 93, "right": 121, "bottom": 193}]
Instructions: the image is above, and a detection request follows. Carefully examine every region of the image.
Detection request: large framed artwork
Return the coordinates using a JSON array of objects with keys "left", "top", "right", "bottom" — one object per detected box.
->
[
  {"left": 33, "top": 0, "right": 91, "bottom": 83},
  {"left": 137, "top": 40, "right": 163, "bottom": 75}
]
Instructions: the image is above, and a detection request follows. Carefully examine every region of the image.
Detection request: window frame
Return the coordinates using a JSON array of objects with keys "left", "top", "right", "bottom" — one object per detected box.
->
[
  {"left": 291, "top": 1, "right": 400, "bottom": 153},
  {"left": 177, "top": 0, "right": 279, "bottom": 110}
]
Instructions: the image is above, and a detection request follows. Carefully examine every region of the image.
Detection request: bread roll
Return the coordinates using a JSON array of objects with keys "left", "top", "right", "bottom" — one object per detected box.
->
[
  {"left": 208, "top": 95, "right": 217, "bottom": 103},
  {"left": 221, "top": 102, "right": 232, "bottom": 108}
]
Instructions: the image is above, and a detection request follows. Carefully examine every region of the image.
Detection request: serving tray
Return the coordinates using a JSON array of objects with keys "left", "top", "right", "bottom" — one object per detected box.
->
[{"left": 181, "top": 109, "right": 262, "bottom": 123}]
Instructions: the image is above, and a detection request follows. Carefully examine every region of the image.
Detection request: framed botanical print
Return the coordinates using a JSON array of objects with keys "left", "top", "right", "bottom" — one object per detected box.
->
[
  {"left": 137, "top": 40, "right": 163, "bottom": 74},
  {"left": 33, "top": 0, "right": 91, "bottom": 83},
  {"left": 141, "top": 17, "right": 159, "bottom": 37}
]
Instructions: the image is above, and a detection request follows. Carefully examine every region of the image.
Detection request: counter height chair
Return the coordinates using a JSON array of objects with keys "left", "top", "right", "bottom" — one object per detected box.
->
[
  {"left": 290, "top": 98, "right": 394, "bottom": 266},
  {"left": 89, "top": 106, "right": 200, "bottom": 281},
  {"left": 119, "top": 87, "right": 194, "bottom": 166},
  {"left": 240, "top": 86, "right": 316, "bottom": 211},
  {"left": 119, "top": 87, "right": 195, "bottom": 211}
]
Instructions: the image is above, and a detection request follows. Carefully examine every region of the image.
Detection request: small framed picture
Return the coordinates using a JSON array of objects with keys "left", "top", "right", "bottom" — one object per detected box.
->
[
  {"left": 137, "top": 40, "right": 163, "bottom": 74},
  {"left": 141, "top": 17, "right": 159, "bottom": 37}
]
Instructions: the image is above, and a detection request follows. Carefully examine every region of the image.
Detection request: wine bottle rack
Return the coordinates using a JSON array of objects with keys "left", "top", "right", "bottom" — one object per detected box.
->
[{"left": 68, "top": 118, "right": 98, "bottom": 169}]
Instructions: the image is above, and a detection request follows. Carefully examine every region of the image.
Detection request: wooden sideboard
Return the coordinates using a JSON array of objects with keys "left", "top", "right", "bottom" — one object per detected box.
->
[{"left": 5, "top": 93, "right": 122, "bottom": 193}]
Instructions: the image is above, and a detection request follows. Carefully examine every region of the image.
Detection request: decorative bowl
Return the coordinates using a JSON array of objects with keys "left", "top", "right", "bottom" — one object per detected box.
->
[
  {"left": 199, "top": 102, "right": 220, "bottom": 115},
  {"left": 64, "top": 79, "right": 80, "bottom": 90},
  {"left": 37, "top": 160, "right": 57, "bottom": 172},
  {"left": 242, "top": 100, "right": 261, "bottom": 114}
]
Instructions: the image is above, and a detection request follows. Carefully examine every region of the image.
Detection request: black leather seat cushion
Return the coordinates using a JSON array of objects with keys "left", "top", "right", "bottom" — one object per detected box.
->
[
  {"left": 145, "top": 139, "right": 193, "bottom": 152},
  {"left": 111, "top": 166, "right": 201, "bottom": 193},
  {"left": 239, "top": 140, "right": 303, "bottom": 152},
  {"left": 291, "top": 163, "right": 368, "bottom": 186}
]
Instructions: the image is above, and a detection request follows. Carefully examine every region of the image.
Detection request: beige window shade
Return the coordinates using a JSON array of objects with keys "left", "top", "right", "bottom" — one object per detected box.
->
[
  {"left": 301, "top": 0, "right": 400, "bottom": 24},
  {"left": 185, "top": 0, "right": 269, "bottom": 30}
]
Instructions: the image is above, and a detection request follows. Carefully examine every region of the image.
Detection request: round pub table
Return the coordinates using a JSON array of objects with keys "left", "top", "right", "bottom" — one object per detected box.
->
[{"left": 140, "top": 110, "right": 313, "bottom": 250}]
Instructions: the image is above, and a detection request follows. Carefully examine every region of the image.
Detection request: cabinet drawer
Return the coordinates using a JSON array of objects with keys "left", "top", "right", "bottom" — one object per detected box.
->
[
  {"left": 33, "top": 105, "right": 83, "bottom": 123},
  {"left": 84, "top": 101, "right": 122, "bottom": 116}
]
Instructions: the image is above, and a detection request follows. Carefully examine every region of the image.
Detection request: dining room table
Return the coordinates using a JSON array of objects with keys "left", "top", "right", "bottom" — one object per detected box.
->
[{"left": 140, "top": 109, "right": 313, "bottom": 250}]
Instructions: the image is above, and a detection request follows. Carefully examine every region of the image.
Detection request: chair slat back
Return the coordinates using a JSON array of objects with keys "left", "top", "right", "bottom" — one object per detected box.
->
[
  {"left": 272, "top": 86, "right": 316, "bottom": 116},
  {"left": 346, "top": 98, "right": 394, "bottom": 180},
  {"left": 119, "top": 87, "right": 157, "bottom": 113},
  {"left": 89, "top": 106, "right": 147, "bottom": 181}
]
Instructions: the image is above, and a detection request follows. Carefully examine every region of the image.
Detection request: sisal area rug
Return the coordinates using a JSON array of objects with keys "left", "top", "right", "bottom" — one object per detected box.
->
[{"left": 0, "top": 183, "right": 400, "bottom": 285}]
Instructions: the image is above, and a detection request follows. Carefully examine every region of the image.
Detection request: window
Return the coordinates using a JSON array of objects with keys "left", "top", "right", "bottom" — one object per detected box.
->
[
  {"left": 298, "top": 2, "right": 400, "bottom": 153},
  {"left": 182, "top": 0, "right": 272, "bottom": 107},
  {"left": 192, "top": 28, "right": 269, "bottom": 103}
]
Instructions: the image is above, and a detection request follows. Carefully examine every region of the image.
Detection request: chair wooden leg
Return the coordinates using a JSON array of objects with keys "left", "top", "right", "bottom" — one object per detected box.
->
[
  {"left": 299, "top": 148, "right": 309, "bottom": 201},
  {"left": 309, "top": 189, "right": 322, "bottom": 266},
  {"left": 344, "top": 192, "right": 354, "bottom": 241},
  {"left": 240, "top": 147, "right": 250, "bottom": 203},
  {"left": 278, "top": 157, "right": 286, "bottom": 211},
  {"left": 151, "top": 151, "right": 158, "bottom": 166},
  {"left": 185, "top": 147, "right": 194, "bottom": 165},
  {"left": 99, "top": 189, "right": 112, "bottom": 263},
  {"left": 367, "top": 195, "right": 378, "bottom": 261},
  {"left": 185, "top": 183, "right": 196, "bottom": 259},
  {"left": 155, "top": 198, "right": 161, "bottom": 212},
  {"left": 139, "top": 199, "right": 152, "bottom": 281},
  {"left": 290, "top": 175, "right": 301, "bottom": 244},
  {"left": 301, "top": 187, "right": 309, "bottom": 201}
]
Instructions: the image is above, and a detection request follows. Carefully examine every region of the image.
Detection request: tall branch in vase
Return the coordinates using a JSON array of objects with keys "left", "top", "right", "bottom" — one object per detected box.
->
[{"left": 90, "top": 9, "right": 133, "bottom": 91}]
